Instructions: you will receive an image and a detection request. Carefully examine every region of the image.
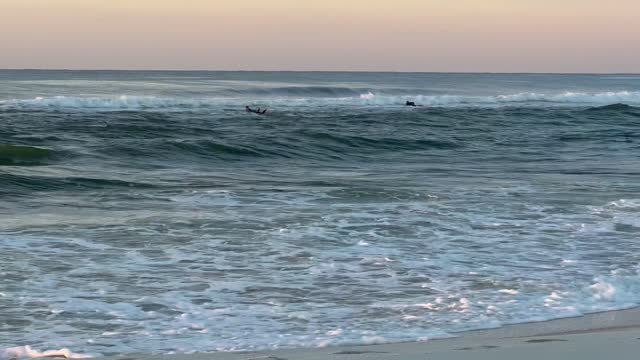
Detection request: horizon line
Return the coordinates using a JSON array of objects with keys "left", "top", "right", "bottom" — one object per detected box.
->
[{"left": 1, "top": 68, "right": 639, "bottom": 75}]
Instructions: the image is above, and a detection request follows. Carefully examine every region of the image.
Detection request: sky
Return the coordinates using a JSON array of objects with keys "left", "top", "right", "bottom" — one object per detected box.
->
[{"left": 1, "top": 0, "right": 638, "bottom": 72}]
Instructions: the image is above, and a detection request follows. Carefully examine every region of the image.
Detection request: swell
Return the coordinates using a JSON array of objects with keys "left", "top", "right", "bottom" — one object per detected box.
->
[
  {"left": 299, "top": 131, "right": 462, "bottom": 151},
  {"left": 0, "top": 144, "right": 53, "bottom": 166},
  {"left": 166, "top": 140, "right": 269, "bottom": 158},
  {"left": 2, "top": 106, "right": 638, "bottom": 171},
  {"left": 230, "top": 85, "right": 368, "bottom": 97},
  {"left": 0, "top": 173, "right": 156, "bottom": 194},
  {"left": 586, "top": 103, "right": 639, "bottom": 112},
  {"left": 89, "top": 132, "right": 463, "bottom": 164}
]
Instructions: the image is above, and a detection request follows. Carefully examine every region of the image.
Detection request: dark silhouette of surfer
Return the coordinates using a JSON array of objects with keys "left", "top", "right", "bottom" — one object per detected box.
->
[
  {"left": 406, "top": 101, "right": 417, "bottom": 107},
  {"left": 246, "top": 106, "right": 267, "bottom": 114}
]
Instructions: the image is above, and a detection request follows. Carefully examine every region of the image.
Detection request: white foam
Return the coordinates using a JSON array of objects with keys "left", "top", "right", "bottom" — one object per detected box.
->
[
  {"left": 415, "top": 302, "right": 437, "bottom": 310},
  {"left": 606, "top": 199, "right": 640, "bottom": 210},
  {"left": 361, "top": 336, "right": 387, "bottom": 345},
  {"left": 590, "top": 280, "right": 617, "bottom": 301},
  {"left": 1, "top": 91, "right": 639, "bottom": 110},
  {"left": 498, "top": 289, "right": 519, "bottom": 295},
  {"left": 355, "top": 91, "right": 640, "bottom": 107},
  {"left": 359, "top": 92, "right": 375, "bottom": 100},
  {"left": 0, "top": 95, "right": 220, "bottom": 111},
  {"left": 101, "top": 331, "right": 122, "bottom": 337},
  {"left": 1, "top": 346, "right": 91, "bottom": 360},
  {"left": 5, "top": 195, "right": 640, "bottom": 355}
]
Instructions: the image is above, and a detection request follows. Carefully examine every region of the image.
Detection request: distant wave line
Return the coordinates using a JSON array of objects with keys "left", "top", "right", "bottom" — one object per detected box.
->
[{"left": 1, "top": 91, "right": 639, "bottom": 110}]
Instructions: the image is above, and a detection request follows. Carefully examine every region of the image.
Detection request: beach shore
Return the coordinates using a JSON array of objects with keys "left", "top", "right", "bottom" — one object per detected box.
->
[{"left": 101, "top": 307, "right": 640, "bottom": 360}]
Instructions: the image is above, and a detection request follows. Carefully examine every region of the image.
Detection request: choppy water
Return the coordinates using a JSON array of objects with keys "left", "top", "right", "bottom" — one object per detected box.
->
[{"left": 1, "top": 71, "right": 640, "bottom": 356}]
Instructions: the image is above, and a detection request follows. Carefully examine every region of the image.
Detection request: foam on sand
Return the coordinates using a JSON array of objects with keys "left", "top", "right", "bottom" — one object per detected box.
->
[
  {"left": 1, "top": 346, "right": 92, "bottom": 360},
  {"left": 91, "top": 308, "right": 640, "bottom": 360}
]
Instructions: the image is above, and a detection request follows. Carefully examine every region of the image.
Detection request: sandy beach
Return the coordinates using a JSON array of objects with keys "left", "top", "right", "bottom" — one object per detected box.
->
[{"left": 97, "top": 308, "right": 640, "bottom": 360}]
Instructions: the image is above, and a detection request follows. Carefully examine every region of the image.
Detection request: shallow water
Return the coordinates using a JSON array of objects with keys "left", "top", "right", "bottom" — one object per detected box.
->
[{"left": 1, "top": 71, "right": 640, "bottom": 356}]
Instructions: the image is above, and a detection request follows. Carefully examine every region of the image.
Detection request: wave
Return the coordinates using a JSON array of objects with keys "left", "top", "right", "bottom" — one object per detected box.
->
[
  {"left": 0, "top": 144, "right": 52, "bottom": 166},
  {"left": 0, "top": 173, "right": 156, "bottom": 193},
  {"left": 0, "top": 96, "right": 221, "bottom": 111},
  {"left": 301, "top": 132, "right": 461, "bottom": 151},
  {"left": 1, "top": 346, "right": 92, "bottom": 360},
  {"left": 1, "top": 91, "right": 640, "bottom": 111},
  {"left": 586, "top": 103, "right": 638, "bottom": 111},
  {"left": 102, "top": 133, "right": 462, "bottom": 164},
  {"left": 164, "top": 140, "right": 270, "bottom": 159},
  {"left": 367, "top": 91, "right": 640, "bottom": 108},
  {"left": 0, "top": 135, "right": 462, "bottom": 173},
  {"left": 241, "top": 85, "right": 367, "bottom": 97}
]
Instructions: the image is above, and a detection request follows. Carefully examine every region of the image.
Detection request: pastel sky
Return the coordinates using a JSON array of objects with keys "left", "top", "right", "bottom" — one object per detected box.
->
[{"left": 1, "top": 0, "right": 638, "bottom": 72}]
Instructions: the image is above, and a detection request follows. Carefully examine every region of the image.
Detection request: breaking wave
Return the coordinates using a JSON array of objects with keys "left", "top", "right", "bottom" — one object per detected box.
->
[{"left": 1, "top": 91, "right": 639, "bottom": 111}]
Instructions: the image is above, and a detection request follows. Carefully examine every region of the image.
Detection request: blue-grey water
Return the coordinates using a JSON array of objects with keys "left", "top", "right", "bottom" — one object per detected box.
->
[{"left": 1, "top": 71, "right": 640, "bottom": 356}]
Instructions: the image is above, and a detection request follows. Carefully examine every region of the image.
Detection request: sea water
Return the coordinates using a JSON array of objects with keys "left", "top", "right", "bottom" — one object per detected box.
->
[{"left": 1, "top": 71, "right": 640, "bottom": 356}]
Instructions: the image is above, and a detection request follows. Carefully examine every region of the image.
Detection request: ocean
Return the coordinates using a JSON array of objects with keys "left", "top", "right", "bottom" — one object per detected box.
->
[{"left": 1, "top": 70, "right": 640, "bottom": 356}]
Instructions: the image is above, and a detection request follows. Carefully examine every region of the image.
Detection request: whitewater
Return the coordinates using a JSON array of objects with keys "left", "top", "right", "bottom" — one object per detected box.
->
[{"left": 1, "top": 70, "right": 640, "bottom": 357}]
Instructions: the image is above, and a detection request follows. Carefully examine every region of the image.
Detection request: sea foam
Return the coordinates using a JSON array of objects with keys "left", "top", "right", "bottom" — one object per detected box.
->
[
  {"left": 0, "top": 91, "right": 639, "bottom": 111},
  {"left": 1, "top": 346, "right": 91, "bottom": 360}
]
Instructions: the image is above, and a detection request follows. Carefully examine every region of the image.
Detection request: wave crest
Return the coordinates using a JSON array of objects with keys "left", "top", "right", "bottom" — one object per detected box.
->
[
  {"left": 1, "top": 91, "right": 639, "bottom": 111},
  {"left": 0, "top": 144, "right": 52, "bottom": 166}
]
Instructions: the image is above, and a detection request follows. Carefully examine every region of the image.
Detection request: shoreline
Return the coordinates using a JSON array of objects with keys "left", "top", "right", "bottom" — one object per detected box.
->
[
  {"left": 457, "top": 306, "right": 640, "bottom": 339},
  {"left": 98, "top": 307, "right": 640, "bottom": 360}
]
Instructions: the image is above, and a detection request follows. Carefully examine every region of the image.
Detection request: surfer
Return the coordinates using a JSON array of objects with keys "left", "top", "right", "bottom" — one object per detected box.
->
[
  {"left": 406, "top": 101, "right": 417, "bottom": 107},
  {"left": 245, "top": 106, "right": 268, "bottom": 114}
]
